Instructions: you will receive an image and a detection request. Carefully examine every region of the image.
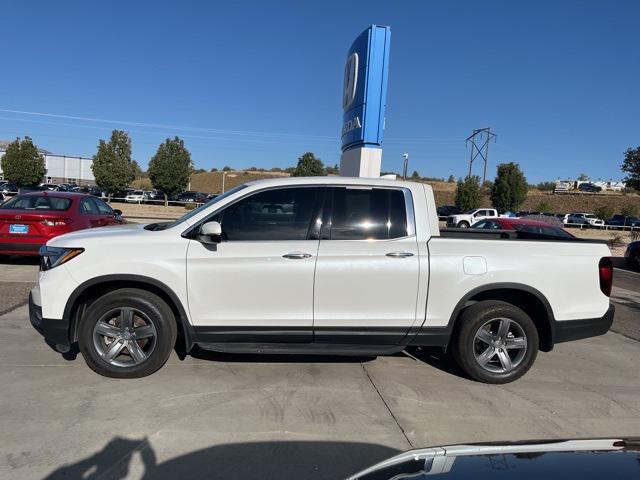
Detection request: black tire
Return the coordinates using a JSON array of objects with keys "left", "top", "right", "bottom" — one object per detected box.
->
[
  {"left": 457, "top": 221, "right": 470, "bottom": 228},
  {"left": 452, "top": 300, "right": 538, "bottom": 384},
  {"left": 78, "top": 288, "right": 177, "bottom": 378}
]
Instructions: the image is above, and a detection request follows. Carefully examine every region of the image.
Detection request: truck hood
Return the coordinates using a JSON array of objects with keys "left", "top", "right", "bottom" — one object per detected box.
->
[{"left": 47, "top": 223, "right": 149, "bottom": 247}]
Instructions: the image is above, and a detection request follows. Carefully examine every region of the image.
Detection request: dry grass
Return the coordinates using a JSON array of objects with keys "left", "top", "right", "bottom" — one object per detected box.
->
[{"left": 190, "top": 171, "right": 290, "bottom": 194}]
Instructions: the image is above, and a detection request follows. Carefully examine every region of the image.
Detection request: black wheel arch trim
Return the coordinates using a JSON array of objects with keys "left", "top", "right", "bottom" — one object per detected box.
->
[
  {"left": 62, "top": 274, "right": 195, "bottom": 352},
  {"left": 409, "top": 282, "right": 557, "bottom": 351}
]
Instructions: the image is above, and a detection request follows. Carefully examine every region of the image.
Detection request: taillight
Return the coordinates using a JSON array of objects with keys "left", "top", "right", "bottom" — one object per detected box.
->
[
  {"left": 41, "top": 218, "right": 71, "bottom": 227},
  {"left": 598, "top": 257, "right": 613, "bottom": 297}
]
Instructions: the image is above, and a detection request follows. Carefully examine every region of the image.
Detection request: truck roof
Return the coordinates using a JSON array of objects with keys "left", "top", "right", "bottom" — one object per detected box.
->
[{"left": 245, "top": 175, "right": 427, "bottom": 190}]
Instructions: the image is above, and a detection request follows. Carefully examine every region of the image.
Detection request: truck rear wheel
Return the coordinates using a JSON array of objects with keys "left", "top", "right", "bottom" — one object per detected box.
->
[
  {"left": 78, "top": 288, "right": 177, "bottom": 378},
  {"left": 452, "top": 300, "right": 538, "bottom": 384}
]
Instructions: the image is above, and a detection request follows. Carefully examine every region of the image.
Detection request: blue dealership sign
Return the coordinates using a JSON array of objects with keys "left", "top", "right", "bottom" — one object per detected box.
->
[{"left": 341, "top": 25, "right": 391, "bottom": 152}]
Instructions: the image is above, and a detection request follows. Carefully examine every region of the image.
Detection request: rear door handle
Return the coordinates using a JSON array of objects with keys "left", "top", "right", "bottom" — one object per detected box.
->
[
  {"left": 386, "top": 251, "right": 414, "bottom": 258},
  {"left": 282, "top": 252, "right": 313, "bottom": 259}
]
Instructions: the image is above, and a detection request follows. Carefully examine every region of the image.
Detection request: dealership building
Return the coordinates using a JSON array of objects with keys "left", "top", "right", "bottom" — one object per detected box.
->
[{"left": 0, "top": 141, "right": 96, "bottom": 186}]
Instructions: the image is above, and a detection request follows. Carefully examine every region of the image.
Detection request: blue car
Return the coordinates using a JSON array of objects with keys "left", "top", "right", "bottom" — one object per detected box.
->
[
  {"left": 606, "top": 214, "right": 640, "bottom": 228},
  {"left": 625, "top": 241, "right": 640, "bottom": 270}
]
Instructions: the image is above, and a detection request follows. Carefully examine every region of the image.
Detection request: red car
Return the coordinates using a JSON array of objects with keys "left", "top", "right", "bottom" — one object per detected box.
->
[
  {"left": 0, "top": 192, "right": 124, "bottom": 256},
  {"left": 471, "top": 217, "right": 575, "bottom": 238}
]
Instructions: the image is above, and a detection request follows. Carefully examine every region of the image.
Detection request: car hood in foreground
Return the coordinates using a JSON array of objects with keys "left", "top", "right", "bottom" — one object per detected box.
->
[{"left": 348, "top": 438, "right": 639, "bottom": 480}]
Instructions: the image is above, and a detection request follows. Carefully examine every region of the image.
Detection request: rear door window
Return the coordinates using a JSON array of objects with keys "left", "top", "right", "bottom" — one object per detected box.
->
[{"left": 328, "top": 187, "right": 409, "bottom": 240}]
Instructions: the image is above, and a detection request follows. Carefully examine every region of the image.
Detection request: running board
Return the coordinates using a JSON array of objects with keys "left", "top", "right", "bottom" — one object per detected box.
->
[{"left": 196, "top": 342, "right": 405, "bottom": 356}]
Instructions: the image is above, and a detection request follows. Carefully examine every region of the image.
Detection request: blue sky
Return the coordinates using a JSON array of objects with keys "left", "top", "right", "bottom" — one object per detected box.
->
[{"left": 1, "top": 0, "right": 638, "bottom": 182}]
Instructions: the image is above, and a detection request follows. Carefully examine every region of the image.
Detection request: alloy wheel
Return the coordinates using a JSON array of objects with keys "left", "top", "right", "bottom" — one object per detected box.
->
[
  {"left": 473, "top": 317, "right": 527, "bottom": 374},
  {"left": 92, "top": 307, "right": 157, "bottom": 368}
]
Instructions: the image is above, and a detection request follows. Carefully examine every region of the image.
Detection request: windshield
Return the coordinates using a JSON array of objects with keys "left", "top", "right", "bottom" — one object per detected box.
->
[
  {"left": 146, "top": 184, "right": 248, "bottom": 230},
  {"left": 464, "top": 209, "right": 477, "bottom": 214},
  {"left": 0, "top": 195, "right": 72, "bottom": 211}
]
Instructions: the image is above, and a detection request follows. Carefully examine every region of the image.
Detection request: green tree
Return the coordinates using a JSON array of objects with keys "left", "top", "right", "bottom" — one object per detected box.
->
[
  {"left": 411, "top": 170, "right": 421, "bottom": 180},
  {"left": 0, "top": 137, "right": 46, "bottom": 186},
  {"left": 454, "top": 176, "right": 482, "bottom": 211},
  {"left": 621, "top": 146, "right": 640, "bottom": 190},
  {"left": 535, "top": 181, "right": 555, "bottom": 191},
  {"left": 91, "top": 130, "right": 134, "bottom": 201},
  {"left": 291, "top": 152, "right": 325, "bottom": 177},
  {"left": 148, "top": 137, "right": 193, "bottom": 206},
  {"left": 490, "top": 162, "right": 529, "bottom": 213},
  {"left": 222, "top": 165, "right": 232, "bottom": 172},
  {"left": 594, "top": 205, "right": 614, "bottom": 221},
  {"left": 447, "top": 175, "right": 456, "bottom": 183},
  {"left": 578, "top": 173, "right": 589, "bottom": 181},
  {"left": 620, "top": 203, "right": 638, "bottom": 217},
  {"left": 130, "top": 160, "right": 143, "bottom": 178}
]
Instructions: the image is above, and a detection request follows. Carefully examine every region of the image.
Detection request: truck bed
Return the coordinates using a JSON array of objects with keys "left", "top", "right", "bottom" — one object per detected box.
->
[{"left": 438, "top": 227, "right": 607, "bottom": 243}]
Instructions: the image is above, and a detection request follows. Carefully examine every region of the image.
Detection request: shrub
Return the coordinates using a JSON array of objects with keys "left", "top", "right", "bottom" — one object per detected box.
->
[
  {"left": 534, "top": 200, "right": 553, "bottom": 213},
  {"left": 594, "top": 205, "right": 614, "bottom": 221}
]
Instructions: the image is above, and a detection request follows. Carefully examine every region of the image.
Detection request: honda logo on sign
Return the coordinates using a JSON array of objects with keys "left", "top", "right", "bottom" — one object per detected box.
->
[{"left": 342, "top": 53, "right": 358, "bottom": 110}]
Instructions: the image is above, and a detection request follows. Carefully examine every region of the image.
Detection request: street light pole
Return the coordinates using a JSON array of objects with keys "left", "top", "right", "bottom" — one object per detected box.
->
[{"left": 402, "top": 153, "right": 409, "bottom": 180}]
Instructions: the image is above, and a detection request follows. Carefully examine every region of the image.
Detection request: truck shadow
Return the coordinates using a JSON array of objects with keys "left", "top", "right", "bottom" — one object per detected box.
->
[
  {"left": 42, "top": 437, "right": 401, "bottom": 480},
  {"left": 406, "top": 346, "right": 471, "bottom": 380}
]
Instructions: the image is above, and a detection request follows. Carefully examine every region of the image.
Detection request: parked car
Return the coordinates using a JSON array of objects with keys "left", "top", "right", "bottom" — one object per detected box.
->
[
  {"left": 606, "top": 215, "right": 640, "bottom": 228},
  {"left": 349, "top": 438, "right": 640, "bottom": 480},
  {"left": 446, "top": 208, "right": 498, "bottom": 228},
  {"left": 206, "top": 193, "right": 219, "bottom": 201},
  {"left": 578, "top": 182, "right": 602, "bottom": 193},
  {"left": 471, "top": 217, "right": 575, "bottom": 238},
  {"left": 31, "top": 177, "right": 613, "bottom": 381},
  {"left": 0, "top": 192, "right": 124, "bottom": 256},
  {"left": 77, "top": 185, "right": 103, "bottom": 197},
  {"left": 436, "top": 205, "right": 461, "bottom": 221},
  {"left": 177, "top": 191, "right": 207, "bottom": 204},
  {"left": 125, "top": 190, "right": 148, "bottom": 203},
  {"left": 112, "top": 188, "right": 134, "bottom": 202},
  {"left": 565, "top": 212, "right": 604, "bottom": 227},
  {"left": 625, "top": 241, "right": 640, "bottom": 270},
  {"left": 1, "top": 182, "right": 19, "bottom": 195}
]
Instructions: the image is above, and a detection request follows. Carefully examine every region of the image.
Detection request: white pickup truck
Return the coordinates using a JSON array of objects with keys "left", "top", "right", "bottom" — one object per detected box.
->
[
  {"left": 446, "top": 208, "right": 498, "bottom": 228},
  {"left": 29, "top": 177, "right": 614, "bottom": 383}
]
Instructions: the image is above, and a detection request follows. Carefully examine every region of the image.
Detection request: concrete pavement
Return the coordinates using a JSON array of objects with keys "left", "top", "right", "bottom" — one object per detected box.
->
[{"left": 1, "top": 301, "right": 640, "bottom": 479}]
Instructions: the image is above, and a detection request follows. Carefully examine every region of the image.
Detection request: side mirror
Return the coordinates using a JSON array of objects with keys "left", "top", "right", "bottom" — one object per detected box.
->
[
  {"left": 113, "top": 209, "right": 123, "bottom": 216},
  {"left": 198, "top": 221, "right": 222, "bottom": 244}
]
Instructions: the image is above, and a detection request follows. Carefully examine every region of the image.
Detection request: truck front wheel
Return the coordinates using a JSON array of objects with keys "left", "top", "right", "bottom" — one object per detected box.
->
[
  {"left": 457, "top": 221, "right": 470, "bottom": 228},
  {"left": 78, "top": 288, "right": 177, "bottom": 378},
  {"left": 452, "top": 300, "right": 538, "bottom": 384}
]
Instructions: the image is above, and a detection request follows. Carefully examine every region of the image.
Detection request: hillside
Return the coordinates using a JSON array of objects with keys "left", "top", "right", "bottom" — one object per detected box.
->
[
  {"left": 181, "top": 172, "right": 640, "bottom": 215},
  {"left": 189, "top": 171, "right": 290, "bottom": 193}
]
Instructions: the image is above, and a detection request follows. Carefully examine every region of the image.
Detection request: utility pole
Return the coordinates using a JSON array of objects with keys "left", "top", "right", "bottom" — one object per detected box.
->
[{"left": 466, "top": 128, "right": 496, "bottom": 184}]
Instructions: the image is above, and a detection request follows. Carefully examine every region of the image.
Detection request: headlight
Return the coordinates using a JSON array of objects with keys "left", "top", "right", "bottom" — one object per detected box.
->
[{"left": 39, "top": 246, "right": 84, "bottom": 271}]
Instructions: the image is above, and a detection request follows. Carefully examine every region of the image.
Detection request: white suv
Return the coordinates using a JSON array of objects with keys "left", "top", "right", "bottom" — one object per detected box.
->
[{"left": 566, "top": 213, "right": 604, "bottom": 227}]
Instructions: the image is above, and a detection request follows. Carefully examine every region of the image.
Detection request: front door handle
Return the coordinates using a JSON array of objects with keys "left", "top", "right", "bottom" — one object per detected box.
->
[
  {"left": 282, "top": 252, "right": 313, "bottom": 259},
  {"left": 386, "top": 251, "right": 414, "bottom": 258}
]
